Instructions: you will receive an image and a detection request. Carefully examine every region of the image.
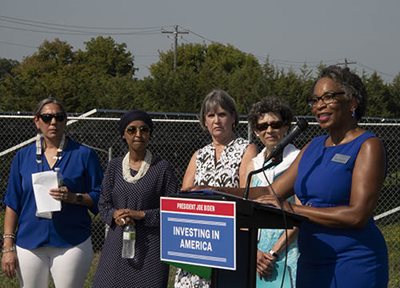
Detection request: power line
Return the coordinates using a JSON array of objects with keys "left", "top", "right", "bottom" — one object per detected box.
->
[
  {"left": 0, "top": 15, "right": 164, "bottom": 36},
  {"left": 0, "top": 23, "right": 161, "bottom": 36},
  {"left": 0, "top": 15, "right": 164, "bottom": 31},
  {"left": 0, "top": 16, "right": 397, "bottom": 80},
  {"left": 186, "top": 29, "right": 218, "bottom": 44},
  {"left": 356, "top": 62, "right": 397, "bottom": 78},
  {"left": 0, "top": 40, "right": 38, "bottom": 49}
]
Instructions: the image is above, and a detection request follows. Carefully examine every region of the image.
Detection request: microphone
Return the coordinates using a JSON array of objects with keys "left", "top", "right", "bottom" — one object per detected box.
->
[{"left": 243, "top": 118, "right": 309, "bottom": 199}]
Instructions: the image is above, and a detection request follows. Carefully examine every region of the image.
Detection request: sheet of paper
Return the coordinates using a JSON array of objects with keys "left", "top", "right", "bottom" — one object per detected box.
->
[{"left": 32, "top": 171, "right": 61, "bottom": 218}]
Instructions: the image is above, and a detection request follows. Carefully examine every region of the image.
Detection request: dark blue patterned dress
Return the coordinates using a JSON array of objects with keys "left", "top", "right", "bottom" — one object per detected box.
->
[
  {"left": 294, "top": 132, "right": 388, "bottom": 288},
  {"left": 93, "top": 155, "right": 178, "bottom": 288}
]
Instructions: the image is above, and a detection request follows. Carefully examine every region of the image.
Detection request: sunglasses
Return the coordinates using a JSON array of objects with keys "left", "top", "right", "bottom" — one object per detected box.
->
[
  {"left": 39, "top": 113, "right": 66, "bottom": 123},
  {"left": 255, "top": 121, "right": 285, "bottom": 131},
  {"left": 126, "top": 125, "right": 151, "bottom": 135}
]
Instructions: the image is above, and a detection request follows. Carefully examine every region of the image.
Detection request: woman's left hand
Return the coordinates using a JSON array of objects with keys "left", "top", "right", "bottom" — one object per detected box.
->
[
  {"left": 255, "top": 195, "right": 280, "bottom": 207},
  {"left": 49, "top": 186, "right": 73, "bottom": 203},
  {"left": 255, "top": 195, "right": 294, "bottom": 212}
]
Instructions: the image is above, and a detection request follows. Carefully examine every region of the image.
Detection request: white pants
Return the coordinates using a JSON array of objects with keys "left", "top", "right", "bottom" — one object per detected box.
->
[{"left": 16, "top": 237, "right": 93, "bottom": 288}]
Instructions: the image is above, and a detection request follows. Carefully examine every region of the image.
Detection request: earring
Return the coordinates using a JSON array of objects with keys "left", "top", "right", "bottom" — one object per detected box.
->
[{"left": 351, "top": 109, "right": 356, "bottom": 118}]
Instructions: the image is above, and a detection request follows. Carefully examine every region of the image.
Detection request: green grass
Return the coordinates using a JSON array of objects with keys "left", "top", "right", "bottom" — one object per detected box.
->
[
  {"left": 0, "top": 209, "right": 398, "bottom": 287},
  {"left": 380, "top": 223, "right": 400, "bottom": 288}
]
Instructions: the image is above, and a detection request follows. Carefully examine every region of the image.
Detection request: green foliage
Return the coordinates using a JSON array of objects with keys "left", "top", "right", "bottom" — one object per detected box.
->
[
  {"left": 0, "top": 37, "right": 137, "bottom": 112},
  {"left": 148, "top": 43, "right": 265, "bottom": 113},
  {"left": 364, "top": 72, "right": 392, "bottom": 118},
  {"left": 0, "top": 58, "right": 19, "bottom": 80},
  {"left": 1, "top": 37, "right": 400, "bottom": 118}
]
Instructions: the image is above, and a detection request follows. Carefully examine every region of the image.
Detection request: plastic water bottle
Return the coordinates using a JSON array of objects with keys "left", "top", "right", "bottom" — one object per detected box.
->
[
  {"left": 122, "top": 223, "right": 136, "bottom": 258},
  {"left": 54, "top": 167, "right": 63, "bottom": 187}
]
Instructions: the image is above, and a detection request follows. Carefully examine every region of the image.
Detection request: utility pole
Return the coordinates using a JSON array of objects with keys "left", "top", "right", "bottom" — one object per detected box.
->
[
  {"left": 337, "top": 58, "right": 356, "bottom": 68},
  {"left": 162, "top": 25, "right": 189, "bottom": 70}
]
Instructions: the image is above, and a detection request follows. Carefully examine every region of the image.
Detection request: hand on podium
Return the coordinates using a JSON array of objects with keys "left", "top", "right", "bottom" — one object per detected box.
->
[
  {"left": 255, "top": 194, "right": 295, "bottom": 213},
  {"left": 180, "top": 185, "right": 213, "bottom": 192}
]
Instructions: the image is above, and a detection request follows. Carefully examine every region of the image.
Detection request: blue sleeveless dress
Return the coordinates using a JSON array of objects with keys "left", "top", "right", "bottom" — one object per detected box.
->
[{"left": 294, "top": 132, "right": 388, "bottom": 288}]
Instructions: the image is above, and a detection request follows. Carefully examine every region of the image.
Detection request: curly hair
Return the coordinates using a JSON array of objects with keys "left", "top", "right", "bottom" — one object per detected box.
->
[
  {"left": 312, "top": 65, "right": 367, "bottom": 120},
  {"left": 248, "top": 96, "right": 293, "bottom": 131}
]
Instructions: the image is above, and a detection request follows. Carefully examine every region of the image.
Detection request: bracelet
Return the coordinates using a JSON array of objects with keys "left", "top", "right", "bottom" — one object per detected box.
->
[
  {"left": 269, "top": 250, "right": 279, "bottom": 258},
  {"left": 2, "top": 246, "right": 16, "bottom": 254},
  {"left": 2, "top": 234, "right": 15, "bottom": 240}
]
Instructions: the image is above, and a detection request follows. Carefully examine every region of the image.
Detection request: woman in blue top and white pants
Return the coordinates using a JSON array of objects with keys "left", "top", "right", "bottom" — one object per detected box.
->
[{"left": 1, "top": 97, "right": 103, "bottom": 287}]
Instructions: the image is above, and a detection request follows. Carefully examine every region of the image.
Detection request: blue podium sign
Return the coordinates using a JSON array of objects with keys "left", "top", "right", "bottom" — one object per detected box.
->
[{"left": 160, "top": 197, "right": 236, "bottom": 270}]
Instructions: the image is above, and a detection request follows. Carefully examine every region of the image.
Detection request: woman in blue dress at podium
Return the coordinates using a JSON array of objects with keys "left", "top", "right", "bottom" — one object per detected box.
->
[
  {"left": 174, "top": 89, "right": 257, "bottom": 288},
  {"left": 247, "top": 97, "right": 300, "bottom": 288},
  {"left": 258, "top": 66, "right": 388, "bottom": 288}
]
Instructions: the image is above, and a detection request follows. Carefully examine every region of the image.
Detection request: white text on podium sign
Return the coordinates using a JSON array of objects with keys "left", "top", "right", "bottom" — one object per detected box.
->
[{"left": 160, "top": 197, "right": 236, "bottom": 270}]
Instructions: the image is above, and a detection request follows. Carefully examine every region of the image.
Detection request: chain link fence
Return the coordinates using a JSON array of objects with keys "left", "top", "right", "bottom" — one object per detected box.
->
[{"left": 1, "top": 110, "right": 399, "bottom": 287}]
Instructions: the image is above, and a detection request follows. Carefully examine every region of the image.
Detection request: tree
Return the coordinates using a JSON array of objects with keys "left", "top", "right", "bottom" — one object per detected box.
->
[
  {"left": 0, "top": 58, "right": 19, "bottom": 80},
  {"left": 0, "top": 39, "right": 76, "bottom": 111},
  {"left": 387, "top": 73, "right": 400, "bottom": 118},
  {"left": 147, "top": 43, "right": 264, "bottom": 113},
  {"left": 0, "top": 37, "right": 138, "bottom": 112},
  {"left": 77, "top": 36, "right": 135, "bottom": 77},
  {"left": 364, "top": 72, "right": 391, "bottom": 118}
]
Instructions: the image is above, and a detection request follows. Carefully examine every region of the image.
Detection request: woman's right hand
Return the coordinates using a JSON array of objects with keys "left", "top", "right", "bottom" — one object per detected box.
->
[
  {"left": 256, "top": 249, "right": 276, "bottom": 279},
  {"left": 113, "top": 209, "right": 130, "bottom": 226},
  {"left": 1, "top": 250, "right": 18, "bottom": 278}
]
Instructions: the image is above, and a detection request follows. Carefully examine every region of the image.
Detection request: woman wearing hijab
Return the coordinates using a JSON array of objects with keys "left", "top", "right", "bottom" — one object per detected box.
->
[{"left": 93, "top": 110, "right": 179, "bottom": 288}]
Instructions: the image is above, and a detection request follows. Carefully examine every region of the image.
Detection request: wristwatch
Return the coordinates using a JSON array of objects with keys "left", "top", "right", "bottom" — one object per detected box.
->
[
  {"left": 76, "top": 193, "right": 84, "bottom": 204},
  {"left": 269, "top": 250, "right": 279, "bottom": 258}
]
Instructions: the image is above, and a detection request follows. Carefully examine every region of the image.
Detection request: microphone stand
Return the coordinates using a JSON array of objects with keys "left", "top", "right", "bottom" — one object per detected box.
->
[{"left": 243, "top": 153, "right": 281, "bottom": 200}]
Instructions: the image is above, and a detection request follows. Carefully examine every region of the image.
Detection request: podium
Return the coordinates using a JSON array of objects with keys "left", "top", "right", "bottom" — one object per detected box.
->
[{"left": 167, "top": 190, "right": 306, "bottom": 288}]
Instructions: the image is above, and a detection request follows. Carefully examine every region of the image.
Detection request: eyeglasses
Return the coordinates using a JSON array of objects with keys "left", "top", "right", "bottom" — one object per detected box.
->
[
  {"left": 126, "top": 125, "right": 151, "bottom": 135},
  {"left": 307, "top": 91, "right": 346, "bottom": 108},
  {"left": 255, "top": 121, "right": 284, "bottom": 131},
  {"left": 39, "top": 113, "right": 66, "bottom": 123}
]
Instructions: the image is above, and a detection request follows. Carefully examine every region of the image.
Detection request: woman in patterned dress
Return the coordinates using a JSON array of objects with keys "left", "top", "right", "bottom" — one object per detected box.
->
[
  {"left": 93, "top": 110, "right": 179, "bottom": 288},
  {"left": 247, "top": 97, "right": 300, "bottom": 287},
  {"left": 174, "top": 89, "right": 257, "bottom": 288}
]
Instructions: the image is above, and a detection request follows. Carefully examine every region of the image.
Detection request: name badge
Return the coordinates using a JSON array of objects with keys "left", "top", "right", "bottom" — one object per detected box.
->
[{"left": 331, "top": 153, "right": 351, "bottom": 164}]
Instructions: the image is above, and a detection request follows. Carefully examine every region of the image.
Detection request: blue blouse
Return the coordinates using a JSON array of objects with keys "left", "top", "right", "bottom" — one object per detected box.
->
[{"left": 4, "top": 138, "right": 103, "bottom": 249}]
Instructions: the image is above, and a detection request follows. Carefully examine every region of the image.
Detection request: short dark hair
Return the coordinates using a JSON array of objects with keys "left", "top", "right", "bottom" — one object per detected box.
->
[
  {"left": 199, "top": 89, "right": 239, "bottom": 130},
  {"left": 312, "top": 65, "right": 367, "bottom": 120},
  {"left": 248, "top": 96, "right": 293, "bottom": 131}
]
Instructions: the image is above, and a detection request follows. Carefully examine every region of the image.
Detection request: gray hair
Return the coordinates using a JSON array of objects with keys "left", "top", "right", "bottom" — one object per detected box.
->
[
  {"left": 199, "top": 89, "right": 239, "bottom": 130},
  {"left": 34, "top": 97, "right": 67, "bottom": 117},
  {"left": 312, "top": 65, "right": 367, "bottom": 120}
]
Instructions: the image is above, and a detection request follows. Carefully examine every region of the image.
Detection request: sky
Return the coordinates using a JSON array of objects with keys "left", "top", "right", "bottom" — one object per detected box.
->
[{"left": 1, "top": 0, "right": 399, "bottom": 82}]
